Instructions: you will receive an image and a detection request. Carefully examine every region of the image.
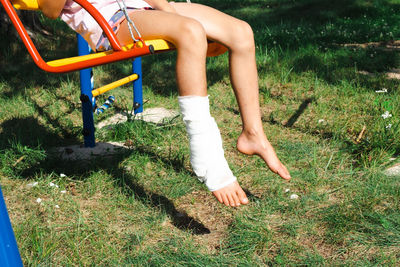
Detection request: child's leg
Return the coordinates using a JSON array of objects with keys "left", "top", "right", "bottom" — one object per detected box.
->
[
  {"left": 117, "top": 10, "right": 248, "bottom": 206},
  {"left": 117, "top": 10, "right": 208, "bottom": 96},
  {"left": 171, "top": 3, "right": 291, "bottom": 180}
]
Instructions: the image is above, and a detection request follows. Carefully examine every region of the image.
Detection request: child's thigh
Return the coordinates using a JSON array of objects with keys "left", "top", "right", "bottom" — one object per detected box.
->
[
  {"left": 116, "top": 10, "right": 203, "bottom": 46},
  {"left": 171, "top": 2, "right": 251, "bottom": 46}
]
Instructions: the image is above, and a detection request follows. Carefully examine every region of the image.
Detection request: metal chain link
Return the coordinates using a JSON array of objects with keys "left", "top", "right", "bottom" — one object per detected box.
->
[
  {"left": 115, "top": 0, "right": 142, "bottom": 42},
  {"left": 114, "top": 0, "right": 193, "bottom": 44}
]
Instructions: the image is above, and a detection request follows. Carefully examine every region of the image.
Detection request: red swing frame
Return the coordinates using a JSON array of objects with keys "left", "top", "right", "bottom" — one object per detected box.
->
[{"left": 1, "top": 0, "right": 160, "bottom": 73}]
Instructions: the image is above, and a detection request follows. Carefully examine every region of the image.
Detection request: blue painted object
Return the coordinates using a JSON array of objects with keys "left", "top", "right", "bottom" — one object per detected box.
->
[
  {"left": 95, "top": 95, "right": 115, "bottom": 114},
  {"left": 77, "top": 36, "right": 144, "bottom": 147},
  {"left": 132, "top": 57, "right": 143, "bottom": 114},
  {"left": 77, "top": 34, "right": 96, "bottom": 147},
  {"left": 0, "top": 186, "right": 23, "bottom": 267}
]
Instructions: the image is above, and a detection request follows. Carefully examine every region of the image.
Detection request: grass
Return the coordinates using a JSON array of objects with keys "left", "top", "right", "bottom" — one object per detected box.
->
[{"left": 0, "top": 0, "right": 399, "bottom": 265}]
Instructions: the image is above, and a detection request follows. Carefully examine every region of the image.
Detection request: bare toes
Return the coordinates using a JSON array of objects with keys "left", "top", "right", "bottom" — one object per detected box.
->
[
  {"left": 274, "top": 163, "right": 291, "bottom": 180},
  {"left": 230, "top": 192, "right": 241, "bottom": 207},
  {"left": 221, "top": 194, "right": 230, "bottom": 206},
  {"left": 212, "top": 181, "right": 249, "bottom": 207},
  {"left": 214, "top": 192, "right": 223, "bottom": 204},
  {"left": 226, "top": 194, "right": 234, "bottom": 207},
  {"left": 237, "top": 191, "right": 249, "bottom": 205}
]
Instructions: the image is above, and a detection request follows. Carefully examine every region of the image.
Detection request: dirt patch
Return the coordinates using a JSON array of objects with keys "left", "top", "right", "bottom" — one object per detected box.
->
[
  {"left": 358, "top": 68, "right": 400, "bottom": 80},
  {"left": 297, "top": 230, "right": 337, "bottom": 259},
  {"left": 173, "top": 190, "right": 234, "bottom": 252},
  {"left": 1, "top": 179, "right": 34, "bottom": 223},
  {"left": 386, "top": 69, "right": 400, "bottom": 80},
  {"left": 340, "top": 40, "right": 400, "bottom": 51}
]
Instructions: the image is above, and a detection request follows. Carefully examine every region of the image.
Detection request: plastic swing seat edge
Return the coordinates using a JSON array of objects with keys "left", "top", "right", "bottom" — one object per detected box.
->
[
  {"left": 46, "top": 51, "right": 114, "bottom": 67},
  {"left": 46, "top": 39, "right": 174, "bottom": 68},
  {"left": 11, "top": 0, "right": 39, "bottom": 10},
  {"left": 144, "top": 39, "right": 174, "bottom": 51}
]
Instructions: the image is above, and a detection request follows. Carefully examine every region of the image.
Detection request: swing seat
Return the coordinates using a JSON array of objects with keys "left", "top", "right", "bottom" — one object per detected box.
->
[
  {"left": 2, "top": 0, "right": 227, "bottom": 73},
  {"left": 2, "top": 0, "right": 174, "bottom": 73}
]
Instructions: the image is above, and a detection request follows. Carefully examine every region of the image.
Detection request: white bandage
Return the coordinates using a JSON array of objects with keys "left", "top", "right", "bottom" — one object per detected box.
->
[{"left": 178, "top": 95, "right": 237, "bottom": 191}]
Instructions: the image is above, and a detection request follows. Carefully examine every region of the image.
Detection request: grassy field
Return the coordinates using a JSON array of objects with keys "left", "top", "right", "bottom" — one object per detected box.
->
[{"left": 0, "top": 0, "right": 399, "bottom": 265}]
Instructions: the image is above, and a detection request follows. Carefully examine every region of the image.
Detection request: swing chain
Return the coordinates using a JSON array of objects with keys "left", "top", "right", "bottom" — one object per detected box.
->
[
  {"left": 115, "top": 0, "right": 142, "bottom": 43},
  {"left": 115, "top": 0, "right": 192, "bottom": 45}
]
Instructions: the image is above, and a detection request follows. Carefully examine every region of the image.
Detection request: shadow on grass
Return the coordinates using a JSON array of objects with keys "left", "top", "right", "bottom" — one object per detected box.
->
[
  {"left": 45, "top": 154, "right": 210, "bottom": 235},
  {"left": 0, "top": 89, "right": 84, "bottom": 150},
  {"left": 0, "top": 117, "right": 79, "bottom": 149},
  {"left": 0, "top": 32, "right": 210, "bottom": 233},
  {"left": 0, "top": 15, "right": 78, "bottom": 96},
  {"left": 260, "top": 96, "right": 335, "bottom": 140},
  {"left": 0, "top": 117, "right": 210, "bottom": 235},
  {"left": 284, "top": 97, "right": 315, "bottom": 128},
  {"left": 111, "top": 165, "right": 210, "bottom": 235},
  {"left": 289, "top": 48, "right": 399, "bottom": 88}
]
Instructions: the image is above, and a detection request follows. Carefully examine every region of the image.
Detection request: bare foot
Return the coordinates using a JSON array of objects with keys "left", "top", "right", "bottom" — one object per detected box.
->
[
  {"left": 237, "top": 130, "right": 291, "bottom": 180},
  {"left": 212, "top": 181, "right": 249, "bottom": 207}
]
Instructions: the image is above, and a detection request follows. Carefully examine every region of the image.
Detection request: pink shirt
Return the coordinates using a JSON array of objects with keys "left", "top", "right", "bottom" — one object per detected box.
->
[{"left": 60, "top": 0, "right": 152, "bottom": 50}]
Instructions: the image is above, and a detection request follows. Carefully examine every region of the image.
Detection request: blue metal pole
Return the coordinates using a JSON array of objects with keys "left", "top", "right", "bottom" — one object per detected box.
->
[
  {"left": 132, "top": 57, "right": 143, "bottom": 114},
  {"left": 77, "top": 34, "right": 96, "bottom": 147},
  {"left": 0, "top": 186, "right": 23, "bottom": 267}
]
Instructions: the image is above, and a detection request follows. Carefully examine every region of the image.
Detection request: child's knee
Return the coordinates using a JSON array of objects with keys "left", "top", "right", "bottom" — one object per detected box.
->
[
  {"left": 176, "top": 19, "right": 208, "bottom": 53},
  {"left": 230, "top": 21, "right": 255, "bottom": 53}
]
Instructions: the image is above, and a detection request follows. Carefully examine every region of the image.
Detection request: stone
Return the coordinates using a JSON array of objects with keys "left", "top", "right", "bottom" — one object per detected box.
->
[
  {"left": 384, "top": 163, "right": 400, "bottom": 176},
  {"left": 96, "top": 107, "right": 179, "bottom": 129},
  {"left": 51, "top": 108, "right": 180, "bottom": 160},
  {"left": 50, "top": 142, "right": 131, "bottom": 160}
]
